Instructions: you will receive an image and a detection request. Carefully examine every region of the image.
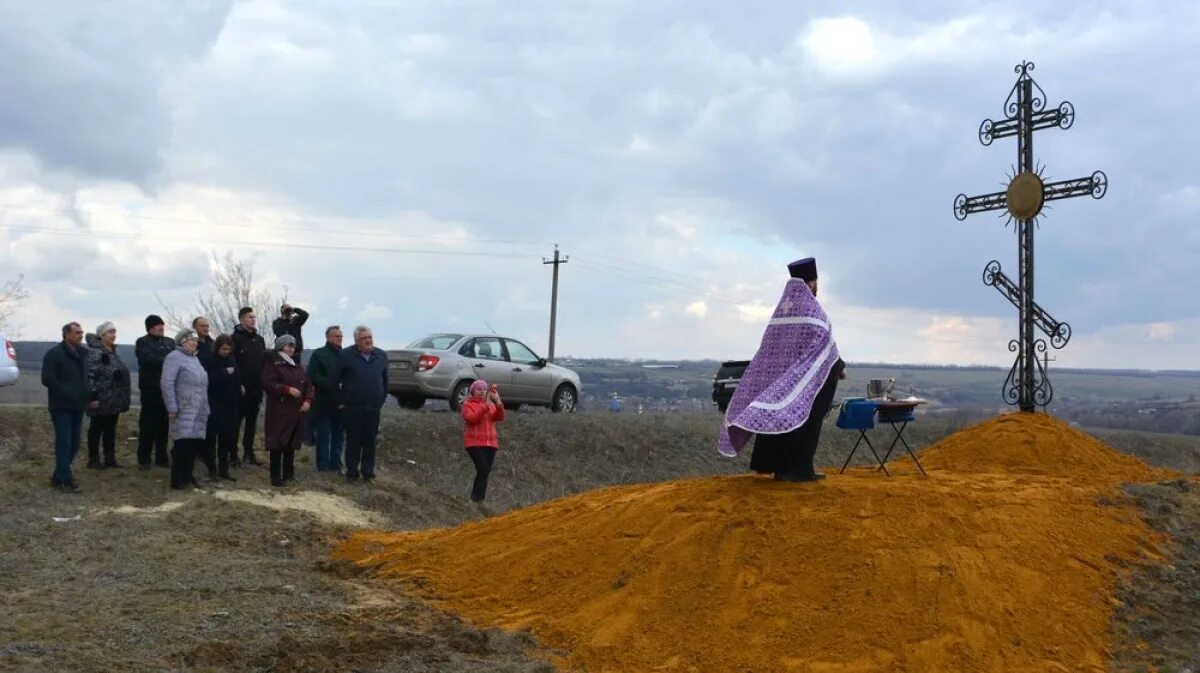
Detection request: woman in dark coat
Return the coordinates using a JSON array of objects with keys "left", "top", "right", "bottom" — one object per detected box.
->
[
  {"left": 85, "top": 322, "right": 132, "bottom": 469},
  {"left": 204, "top": 335, "right": 239, "bottom": 481},
  {"left": 261, "top": 335, "right": 313, "bottom": 487}
]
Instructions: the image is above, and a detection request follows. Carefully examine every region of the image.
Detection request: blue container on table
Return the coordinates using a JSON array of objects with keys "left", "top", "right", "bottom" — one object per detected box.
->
[{"left": 836, "top": 398, "right": 877, "bottom": 431}]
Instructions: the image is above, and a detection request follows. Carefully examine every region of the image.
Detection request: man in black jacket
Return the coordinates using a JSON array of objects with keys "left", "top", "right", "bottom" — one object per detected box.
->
[
  {"left": 307, "top": 325, "right": 344, "bottom": 472},
  {"left": 332, "top": 325, "right": 388, "bottom": 482},
  {"left": 43, "top": 322, "right": 93, "bottom": 492},
  {"left": 231, "top": 306, "right": 266, "bottom": 466},
  {"left": 272, "top": 304, "right": 309, "bottom": 357},
  {"left": 193, "top": 316, "right": 214, "bottom": 363},
  {"left": 135, "top": 315, "right": 175, "bottom": 469}
]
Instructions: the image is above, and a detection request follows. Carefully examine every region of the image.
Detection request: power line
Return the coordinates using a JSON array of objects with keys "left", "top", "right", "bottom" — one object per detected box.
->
[
  {"left": 574, "top": 245, "right": 750, "bottom": 289},
  {"left": 569, "top": 259, "right": 982, "bottom": 345},
  {"left": 0, "top": 203, "right": 542, "bottom": 248},
  {"left": 0, "top": 224, "right": 542, "bottom": 260},
  {"left": 570, "top": 256, "right": 766, "bottom": 306},
  {"left": 569, "top": 259, "right": 764, "bottom": 310}
]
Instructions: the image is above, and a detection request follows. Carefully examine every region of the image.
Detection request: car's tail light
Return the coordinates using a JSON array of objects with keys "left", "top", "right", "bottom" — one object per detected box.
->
[
  {"left": 416, "top": 354, "right": 440, "bottom": 372},
  {"left": 5, "top": 339, "right": 14, "bottom": 360}
]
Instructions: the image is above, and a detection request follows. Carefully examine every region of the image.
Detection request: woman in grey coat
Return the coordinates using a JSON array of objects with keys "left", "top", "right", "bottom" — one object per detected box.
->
[
  {"left": 162, "top": 328, "right": 210, "bottom": 490},
  {"left": 85, "top": 321, "right": 132, "bottom": 469}
]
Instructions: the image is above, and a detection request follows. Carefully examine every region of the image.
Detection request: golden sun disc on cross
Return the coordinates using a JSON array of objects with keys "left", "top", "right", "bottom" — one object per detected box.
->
[{"left": 1006, "top": 172, "right": 1045, "bottom": 221}]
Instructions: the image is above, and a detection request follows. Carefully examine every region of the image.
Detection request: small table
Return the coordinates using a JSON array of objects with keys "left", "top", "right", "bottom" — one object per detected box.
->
[
  {"left": 874, "top": 400, "right": 927, "bottom": 476},
  {"left": 836, "top": 398, "right": 928, "bottom": 476}
]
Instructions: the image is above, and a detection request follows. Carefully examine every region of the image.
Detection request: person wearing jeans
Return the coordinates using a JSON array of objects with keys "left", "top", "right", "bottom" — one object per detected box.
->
[
  {"left": 306, "top": 325, "right": 344, "bottom": 472},
  {"left": 42, "top": 322, "right": 92, "bottom": 492},
  {"left": 332, "top": 326, "right": 388, "bottom": 482}
]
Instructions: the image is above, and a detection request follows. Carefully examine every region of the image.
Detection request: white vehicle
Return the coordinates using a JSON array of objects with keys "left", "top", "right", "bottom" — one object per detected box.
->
[
  {"left": 0, "top": 335, "right": 18, "bottom": 386},
  {"left": 388, "top": 333, "right": 581, "bottom": 412}
]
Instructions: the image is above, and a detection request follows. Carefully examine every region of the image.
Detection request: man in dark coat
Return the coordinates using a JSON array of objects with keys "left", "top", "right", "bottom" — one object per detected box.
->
[
  {"left": 272, "top": 304, "right": 309, "bottom": 356},
  {"left": 231, "top": 306, "right": 266, "bottom": 466},
  {"left": 306, "top": 325, "right": 344, "bottom": 472},
  {"left": 193, "top": 316, "right": 215, "bottom": 364},
  {"left": 42, "top": 322, "right": 92, "bottom": 492},
  {"left": 332, "top": 325, "right": 388, "bottom": 482},
  {"left": 135, "top": 314, "right": 175, "bottom": 469}
]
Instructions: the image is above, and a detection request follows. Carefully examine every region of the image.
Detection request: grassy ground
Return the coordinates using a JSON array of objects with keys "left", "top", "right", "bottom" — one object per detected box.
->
[
  {"left": 1110, "top": 480, "right": 1200, "bottom": 672},
  {"left": 0, "top": 407, "right": 1197, "bottom": 672}
]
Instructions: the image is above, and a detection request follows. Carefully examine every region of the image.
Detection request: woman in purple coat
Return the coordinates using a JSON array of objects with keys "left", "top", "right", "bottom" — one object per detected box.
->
[{"left": 261, "top": 335, "right": 313, "bottom": 487}]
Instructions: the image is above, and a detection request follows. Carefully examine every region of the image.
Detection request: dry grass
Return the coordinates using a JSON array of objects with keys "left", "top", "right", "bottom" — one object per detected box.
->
[{"left": 0, "top": 406, "right": 1197, "bottom": 672}]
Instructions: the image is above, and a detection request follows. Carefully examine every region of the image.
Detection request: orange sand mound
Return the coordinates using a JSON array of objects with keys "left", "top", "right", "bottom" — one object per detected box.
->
[
  {"left": 919, "top": 413, "right": 1167, "bottom": 481},
  {"left": 336, "top": 414, "right": 1170, "bottom": 672}
]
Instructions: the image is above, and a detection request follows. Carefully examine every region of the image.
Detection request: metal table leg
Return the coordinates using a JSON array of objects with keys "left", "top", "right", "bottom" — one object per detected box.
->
[
  {"left": 840, "top": 430, "right": 890, "bottom": 476},
  {"left": 878, "top": 421, "right": 927, "bottom": 476}
]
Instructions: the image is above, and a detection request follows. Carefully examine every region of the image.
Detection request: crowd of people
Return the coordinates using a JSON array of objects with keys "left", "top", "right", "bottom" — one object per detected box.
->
[
  {"left": 42, "top": 256, "right": 831, "bottom": 498},
  {"left": 40, "top": 304, "right": 392, "bottom": 493}
]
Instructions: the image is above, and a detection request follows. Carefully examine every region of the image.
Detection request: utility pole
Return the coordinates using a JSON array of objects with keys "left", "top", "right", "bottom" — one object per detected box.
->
[{"left": 543, "top": 244, "right": 568, "bottom": 362}]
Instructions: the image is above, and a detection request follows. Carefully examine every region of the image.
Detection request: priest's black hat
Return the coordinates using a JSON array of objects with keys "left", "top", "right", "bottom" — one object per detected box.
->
[{"left": 788, "top": 257, "right": 818, "bottom": 282}]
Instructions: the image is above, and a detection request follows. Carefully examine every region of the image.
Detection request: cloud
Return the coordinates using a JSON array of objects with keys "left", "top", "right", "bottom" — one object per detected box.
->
[
  {"left": 1159, "top": 186, "right": 1200, "bottom": 215},
  {"left": 1148, "top": 322, "right": 1176, "bottom": 342},
  {"left": 685, "top": 300, "right": 709, "bottom": 318},
  {"left": 0, "top": 1, "right": 233, "bottom": 185},
  {"left": 1, "top": 2, "right": 1199, "bottom": 370},
  {"left": 356, "top": 303, "right": 393, "bottom": 323},
  {"left": 801, "top": 17, "right": 878, "bottom": 76}
]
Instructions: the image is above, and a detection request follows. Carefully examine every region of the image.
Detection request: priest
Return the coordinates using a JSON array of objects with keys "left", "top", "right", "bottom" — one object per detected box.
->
[{"left": 718, "top": 257, "right": 846, "bottom": 482}]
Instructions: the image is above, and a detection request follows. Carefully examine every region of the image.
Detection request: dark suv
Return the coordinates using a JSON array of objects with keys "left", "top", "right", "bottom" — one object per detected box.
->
[{"left": 712, "top": 360, "right": 750, "bottom": 412}]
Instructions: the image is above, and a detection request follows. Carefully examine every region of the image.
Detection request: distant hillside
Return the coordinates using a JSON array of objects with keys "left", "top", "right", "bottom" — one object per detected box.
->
[
  {"left": 11, "top": 343, "right": 1200, "bottom": 435},
  {"left": 12, "top": 341, "right": 139, "bottom": 371},
  {"left": 11, "top": 340, "right": 312, "bottom": 372}
]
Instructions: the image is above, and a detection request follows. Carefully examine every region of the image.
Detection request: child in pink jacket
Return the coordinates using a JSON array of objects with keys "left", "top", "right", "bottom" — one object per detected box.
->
[{"left": 461, "top": 379, "right": 505, "bottom": 502}]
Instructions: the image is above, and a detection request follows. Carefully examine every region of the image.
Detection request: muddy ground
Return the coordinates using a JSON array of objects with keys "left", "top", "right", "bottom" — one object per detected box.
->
[{"left": 0, "top": 407, "right": 1197, "bottom": 672}]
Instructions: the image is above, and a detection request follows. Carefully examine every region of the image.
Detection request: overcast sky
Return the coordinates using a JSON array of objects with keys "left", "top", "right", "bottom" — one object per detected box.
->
[{"left": 1, "top": 1, "right": 1198, "bottom": 368}]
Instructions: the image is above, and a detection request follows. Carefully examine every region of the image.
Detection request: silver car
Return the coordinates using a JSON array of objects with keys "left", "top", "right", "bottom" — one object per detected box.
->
[
  {"left": 387, "top": 333, "right": 581, "bottom": 412},
  {"left": 0, "top": 335, "right": 18, "bottom": 387}
]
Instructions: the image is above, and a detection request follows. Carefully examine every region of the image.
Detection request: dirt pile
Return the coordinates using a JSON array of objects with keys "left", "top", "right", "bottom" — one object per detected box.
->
[
  {"left": 919, "top": 413, "right": 1168, "bottom": 482},
  {"left": 336, "top": 414, "right": 1170, "bottom": 672}
]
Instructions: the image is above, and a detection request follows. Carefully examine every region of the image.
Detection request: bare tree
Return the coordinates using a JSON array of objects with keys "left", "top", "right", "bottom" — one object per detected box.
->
[
  {"left": 158, "top": 252, "right": 286, "bottom": 335},
  {"left": 0, "top": 274, "right": 29, "bottom": 335}
]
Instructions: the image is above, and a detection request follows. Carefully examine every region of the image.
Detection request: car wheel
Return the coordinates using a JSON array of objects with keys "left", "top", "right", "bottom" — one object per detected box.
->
[
  {"left": 551, "top": 384, "right": 577, "bottom": 413},
  {"left": 450, "top": 380, "right": 473, "bottom": 411},
  {"left": 503, "top": 402, "right": 522, "bottom": 412},
  {"left": 396, "top": 396, "right": 426, "bottom": 410},
  {"left": 717, "top": 400, "right": 729, "bottom": 413}
]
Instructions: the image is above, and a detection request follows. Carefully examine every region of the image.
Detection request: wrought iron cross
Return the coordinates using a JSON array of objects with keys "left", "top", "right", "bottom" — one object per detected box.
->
[{"left": 953, "top": 62, "right": 1107, "bottom": 412}]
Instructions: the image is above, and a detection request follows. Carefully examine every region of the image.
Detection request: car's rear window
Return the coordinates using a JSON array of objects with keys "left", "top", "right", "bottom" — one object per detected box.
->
[{"left": 408, "top": 334, "right": 464, "bottom": 350}]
